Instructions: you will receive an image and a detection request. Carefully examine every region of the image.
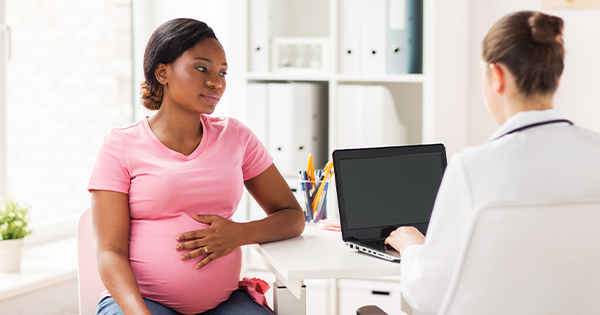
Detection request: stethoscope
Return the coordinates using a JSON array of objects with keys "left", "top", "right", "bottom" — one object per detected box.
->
[{"left": 495, "top": 119, "right": 573, "bottom": 140}]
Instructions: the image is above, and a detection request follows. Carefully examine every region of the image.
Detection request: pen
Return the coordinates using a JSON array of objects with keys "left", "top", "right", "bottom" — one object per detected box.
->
[
  {"left": 313, "top": 188, "right": 327, "bottom": 222},
  {"left": 312, "top": 161, "right": 333, "bottom": 212},
  {"left": 307, "top": 153, "right": 315, "bottom": 192},
  {"left": 301, "top": 170, "right": 313, "bottom": 220},
  {"left": 299, "top": 171, "right": 310, "bottom": 221},
  {"left": 313, "top": 168, "right": 333, "bottom": 221}
]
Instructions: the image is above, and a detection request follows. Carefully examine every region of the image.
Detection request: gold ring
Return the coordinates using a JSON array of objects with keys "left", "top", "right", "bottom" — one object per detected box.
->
[{"left": 203, "top": 246, "right": 208, "bottom": 254}]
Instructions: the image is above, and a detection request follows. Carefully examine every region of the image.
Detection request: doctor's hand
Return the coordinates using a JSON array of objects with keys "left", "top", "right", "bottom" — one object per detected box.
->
[
  {"left": 175, "top": 214, "right": 244, "bottom": 270},
  {"left": 385, "top": 226, "right": 425, "bottom": 256}
]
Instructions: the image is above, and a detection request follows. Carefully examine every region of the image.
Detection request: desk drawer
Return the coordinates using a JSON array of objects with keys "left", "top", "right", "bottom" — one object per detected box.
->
[{"left": 338, "top": 279, "right": 403, "bottom": 315}]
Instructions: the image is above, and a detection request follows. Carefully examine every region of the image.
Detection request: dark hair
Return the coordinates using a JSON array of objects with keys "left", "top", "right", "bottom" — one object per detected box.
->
[
  {"left": 141, "top": 18, "right": 219, "bottom": 110},
  {"left": 482, "top": 11, "right": 564, "bottom": 97}
]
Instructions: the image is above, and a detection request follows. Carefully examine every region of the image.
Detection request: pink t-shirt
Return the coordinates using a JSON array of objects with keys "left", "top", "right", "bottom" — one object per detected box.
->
[{"left": 88, "top": 115, "right": 273, "bottom": 314}]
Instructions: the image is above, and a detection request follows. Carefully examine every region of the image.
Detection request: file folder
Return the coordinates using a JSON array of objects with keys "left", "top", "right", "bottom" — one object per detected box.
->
[
  {"left": 248, "top": 0, "right": 270, "bottom": 72},
  {"left": 336, "top": 85, "right": 406, "bottom": 149},
  {"left": 360, "top": 0, "right": 387, "bottom": 76},
  {"left": 387, "top": 0, "right": 424, "bottom": 74},
  {"left": 267, "top": 83, "right": 328, "bottom": 174},
  {"left": 337, "top": 0, "right": 361, "bottom": 75},
  {"left": 245, "top": 83, "right": 268, "bottom": 145}
]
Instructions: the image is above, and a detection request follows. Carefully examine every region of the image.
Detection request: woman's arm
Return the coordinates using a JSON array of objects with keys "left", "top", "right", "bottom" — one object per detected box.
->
[
  {"left": 242, "top": 163, "right": 306, "bottom": 241},
  {"left": 176, "top": 164, "right": 305, "bottom": 269},
  {"left": 91, "top": 190, "right": 152, "bottom": 315}
]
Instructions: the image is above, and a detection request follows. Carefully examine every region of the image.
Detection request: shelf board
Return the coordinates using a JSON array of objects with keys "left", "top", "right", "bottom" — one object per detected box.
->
[
  {"left": 246, "top": 72, "right": 330, "bottom": 82},
  {"left": 335, "top": 74, "right": 425, "bottom": 83},
  {"left": 245, "top": 72, "right": 425, "bottom": 83}
]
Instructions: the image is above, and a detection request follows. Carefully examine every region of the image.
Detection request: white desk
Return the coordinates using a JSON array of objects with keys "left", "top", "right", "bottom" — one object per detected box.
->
[{"left": 252, "top": 225, "right": 402, "bottom": 315}]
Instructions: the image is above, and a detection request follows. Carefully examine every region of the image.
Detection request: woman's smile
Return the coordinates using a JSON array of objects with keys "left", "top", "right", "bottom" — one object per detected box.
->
[{"left": 201, "top": 92, "right": 220, "bottom": 104}]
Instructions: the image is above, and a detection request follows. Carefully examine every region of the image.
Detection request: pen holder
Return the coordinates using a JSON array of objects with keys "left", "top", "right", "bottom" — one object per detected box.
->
[{"left": 298, "top": 179, "right": 330, "bottom": 223}]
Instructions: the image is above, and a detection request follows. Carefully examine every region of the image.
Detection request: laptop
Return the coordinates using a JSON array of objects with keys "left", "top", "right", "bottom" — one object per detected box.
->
[{"left": 332, "top": 144, "right": 447, "bottom": 262}]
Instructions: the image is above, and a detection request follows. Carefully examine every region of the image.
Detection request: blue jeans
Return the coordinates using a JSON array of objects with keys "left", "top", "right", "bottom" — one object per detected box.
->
[{"left": 96, "top": 290, "right": 273, "bottom": 315}]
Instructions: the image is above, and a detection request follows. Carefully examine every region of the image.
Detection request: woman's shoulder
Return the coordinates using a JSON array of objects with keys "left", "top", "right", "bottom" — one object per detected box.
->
[
  {"left": 201, "top": 115, "right": 250, "bottom": 135},
  {"left": 103, "top": 120, "right": 145, "bottom": 141}
]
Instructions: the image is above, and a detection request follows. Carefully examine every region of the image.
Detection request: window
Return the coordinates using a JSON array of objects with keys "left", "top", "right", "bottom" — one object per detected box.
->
[{"left": 4, "top": 0, "right": 132, "bottom": 241}]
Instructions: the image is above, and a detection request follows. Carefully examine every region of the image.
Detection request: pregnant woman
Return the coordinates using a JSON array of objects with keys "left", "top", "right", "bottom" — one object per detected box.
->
[{"left": 88, "top": 18, "right": 305, "bottom": 315}]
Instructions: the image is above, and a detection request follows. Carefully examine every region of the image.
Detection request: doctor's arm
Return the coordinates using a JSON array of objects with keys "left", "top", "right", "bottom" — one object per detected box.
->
[
  {"left": 91, "top": 190, "right": 152, "bottom": 315},
  {"left": 388, "top": 157, "right": 474, "bottom": 314}
]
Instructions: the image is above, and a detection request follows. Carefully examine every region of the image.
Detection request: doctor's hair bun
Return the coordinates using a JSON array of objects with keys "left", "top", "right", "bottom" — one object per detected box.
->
[
  {"left": 482, "top": 11, "right": 565, "bottom": 97},
  {"left": 528, "top": 12, "right": 564, "bottom": 44}
]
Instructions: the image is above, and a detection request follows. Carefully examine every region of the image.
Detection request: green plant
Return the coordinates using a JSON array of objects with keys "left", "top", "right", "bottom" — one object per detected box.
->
[{"left": 0, "top": 197, "right": 32, "bottom": 240}]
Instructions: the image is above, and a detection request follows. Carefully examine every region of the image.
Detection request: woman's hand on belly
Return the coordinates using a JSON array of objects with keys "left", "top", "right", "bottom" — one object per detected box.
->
[{"left": 175, "top": 214, "right": 246, "bottom": 269}]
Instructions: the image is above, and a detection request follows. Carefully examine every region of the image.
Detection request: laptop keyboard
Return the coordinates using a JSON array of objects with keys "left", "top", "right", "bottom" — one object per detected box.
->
[{"left": 358, "top": 239, "right": 390, "bottom": 251}]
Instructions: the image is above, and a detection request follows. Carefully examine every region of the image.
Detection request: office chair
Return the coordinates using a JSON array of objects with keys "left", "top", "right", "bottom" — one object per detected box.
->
[
  {"left": 358, "top": 197, "right": 600, "bottom": 315},
  {"left": 77, "top": 208, "right": 105, "bottom": 315}
]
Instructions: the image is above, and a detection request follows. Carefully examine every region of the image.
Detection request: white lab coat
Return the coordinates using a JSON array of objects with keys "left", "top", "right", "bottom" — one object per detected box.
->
[{"left": 400, "top": 109, "right": 600, "bottom": 313}]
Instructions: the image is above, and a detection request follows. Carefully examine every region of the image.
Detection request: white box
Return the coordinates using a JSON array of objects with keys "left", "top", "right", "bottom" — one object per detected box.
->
[{"left": 271, "top": 37, "right": 329, "bottom": 75}]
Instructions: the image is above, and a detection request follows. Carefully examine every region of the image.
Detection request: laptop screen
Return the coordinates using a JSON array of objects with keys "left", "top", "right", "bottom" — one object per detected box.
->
[{"left": 333, "top": 144, "right": 447, "bottom": 240}]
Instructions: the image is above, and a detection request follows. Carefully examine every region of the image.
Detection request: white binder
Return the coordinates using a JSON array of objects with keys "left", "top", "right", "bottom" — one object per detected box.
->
[
  {"left": 337, "top": 0, "right": 361, "bottom": 75},
  {"left": 248, "top": 0, "right": 270, "bottom": 72},
  {"left": 360, "top": 0, "right": 387, "bottom": 76},
  {"left": 387, "top": 0, "right": 409, "bottom": 74},
  {"left": 267, "top": 83, "right": 327, "bottom": 174},
  {"left": 336, "top": 85, "right": 406, "bottom": 149},
  {"left": 245, "top": 83, "right": 268, "bottom": 145},
  {"left": 387, "top": 0, "right": 424, "bottom": 74}
]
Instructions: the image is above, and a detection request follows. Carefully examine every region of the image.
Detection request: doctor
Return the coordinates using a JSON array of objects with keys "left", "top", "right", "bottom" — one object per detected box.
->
[{"left": 385, "top": 11, "right": 600, "bottom": 313}]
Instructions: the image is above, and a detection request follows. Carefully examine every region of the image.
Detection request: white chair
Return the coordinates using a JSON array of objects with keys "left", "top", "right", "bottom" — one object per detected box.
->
[
  {"left": 358, "top": 197, "right": 600, "bottom": 315},
  {"left": 77, "top": 208, "right": 105, "bottom": 315},
  {"left": 439, "top": 197, "right": 600, "bottom": 315}
]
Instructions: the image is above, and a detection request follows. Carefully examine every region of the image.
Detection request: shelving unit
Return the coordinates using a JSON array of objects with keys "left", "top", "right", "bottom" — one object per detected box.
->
[
  {"left": 246, "top": 0, "right": 435, "bottom": 156},
  {"left": 240, "top": 0, "right": 470, "bottom": 314},
  {"left": 241, "top": 1, "right": 436, "bottom": 315}
]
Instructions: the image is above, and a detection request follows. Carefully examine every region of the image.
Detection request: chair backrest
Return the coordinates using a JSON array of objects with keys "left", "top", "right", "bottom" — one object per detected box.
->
[
  {"left": 77, "top": 208, "right": 105, "bottom": 315},
  {"left": 438, "top": 197, "right": 600, "bottom": 315}
]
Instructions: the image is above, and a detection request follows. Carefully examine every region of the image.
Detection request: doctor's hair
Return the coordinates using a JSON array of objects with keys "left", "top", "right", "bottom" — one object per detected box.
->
[
  {"left": 140, "top": 18, "right": 219, "bottom": 110},
  {"left": 482, "top": 11, "right": 564, "bottom": 97}
]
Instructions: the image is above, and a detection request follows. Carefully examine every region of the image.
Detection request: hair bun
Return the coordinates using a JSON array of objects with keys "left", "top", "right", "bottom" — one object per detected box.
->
[
  {"left": 528, "top": 12, "right": 563, "bottom": 44},
  {"left": 140, "top": 81, "right": 162, "bottom": 110}
]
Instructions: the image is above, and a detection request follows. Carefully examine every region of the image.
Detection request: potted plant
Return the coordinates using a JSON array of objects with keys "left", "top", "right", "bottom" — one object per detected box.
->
[{"left": 0, "top": 197, "right": 32, "bottom": 273}]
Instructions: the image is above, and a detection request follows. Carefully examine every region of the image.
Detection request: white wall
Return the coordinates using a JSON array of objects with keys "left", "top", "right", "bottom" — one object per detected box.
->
[
  {"left": 467, "top": 1, "right": 600, "bottom": 146},
  {"left": 423, "top": 0, "right": 470, "bottom": 157}
]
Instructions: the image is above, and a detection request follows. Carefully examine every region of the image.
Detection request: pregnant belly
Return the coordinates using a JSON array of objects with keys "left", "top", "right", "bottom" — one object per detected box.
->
[{"left": 128, "top": 217, "right": 242, "bottom": 314}]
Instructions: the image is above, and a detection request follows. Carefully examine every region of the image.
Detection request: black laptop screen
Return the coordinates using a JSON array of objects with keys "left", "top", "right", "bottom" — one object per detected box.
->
[{"left": 338, "top": 152, "right": 445, "bottom": 230}]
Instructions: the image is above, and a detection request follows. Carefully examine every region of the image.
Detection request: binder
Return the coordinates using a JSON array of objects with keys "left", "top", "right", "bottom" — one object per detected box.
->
[
  {"left": 267, "top": 83, "right": 327, "bottom": 174},
  {"left": 335, "top": 85, "right": 361, "bottom": 149},
  {"left": 387, "top": 0, "right": 424, "bottom": 74},
  {"left": 336, "top": 85, "right": 406, "bottom": 149},
  {"left": 337, "top": 0, "right": 361, "bottom": 75},
  {"left": 245, "top": 83, "right": 268, "bottom": 145},
  {"left": 248, "top": 0, "right": 270, "bottom": 72},
  {"left": 406, "top": 0, "right": 424, "bottom": 74},
  {"left": 363, "top": 85, "right": 407, "bottom": 147},
  {"left": 387, "top": 0, "right": 409, "bottom": 74},
  {"left": 360, "top": 0, "right": 387, "bottom": 76}
]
